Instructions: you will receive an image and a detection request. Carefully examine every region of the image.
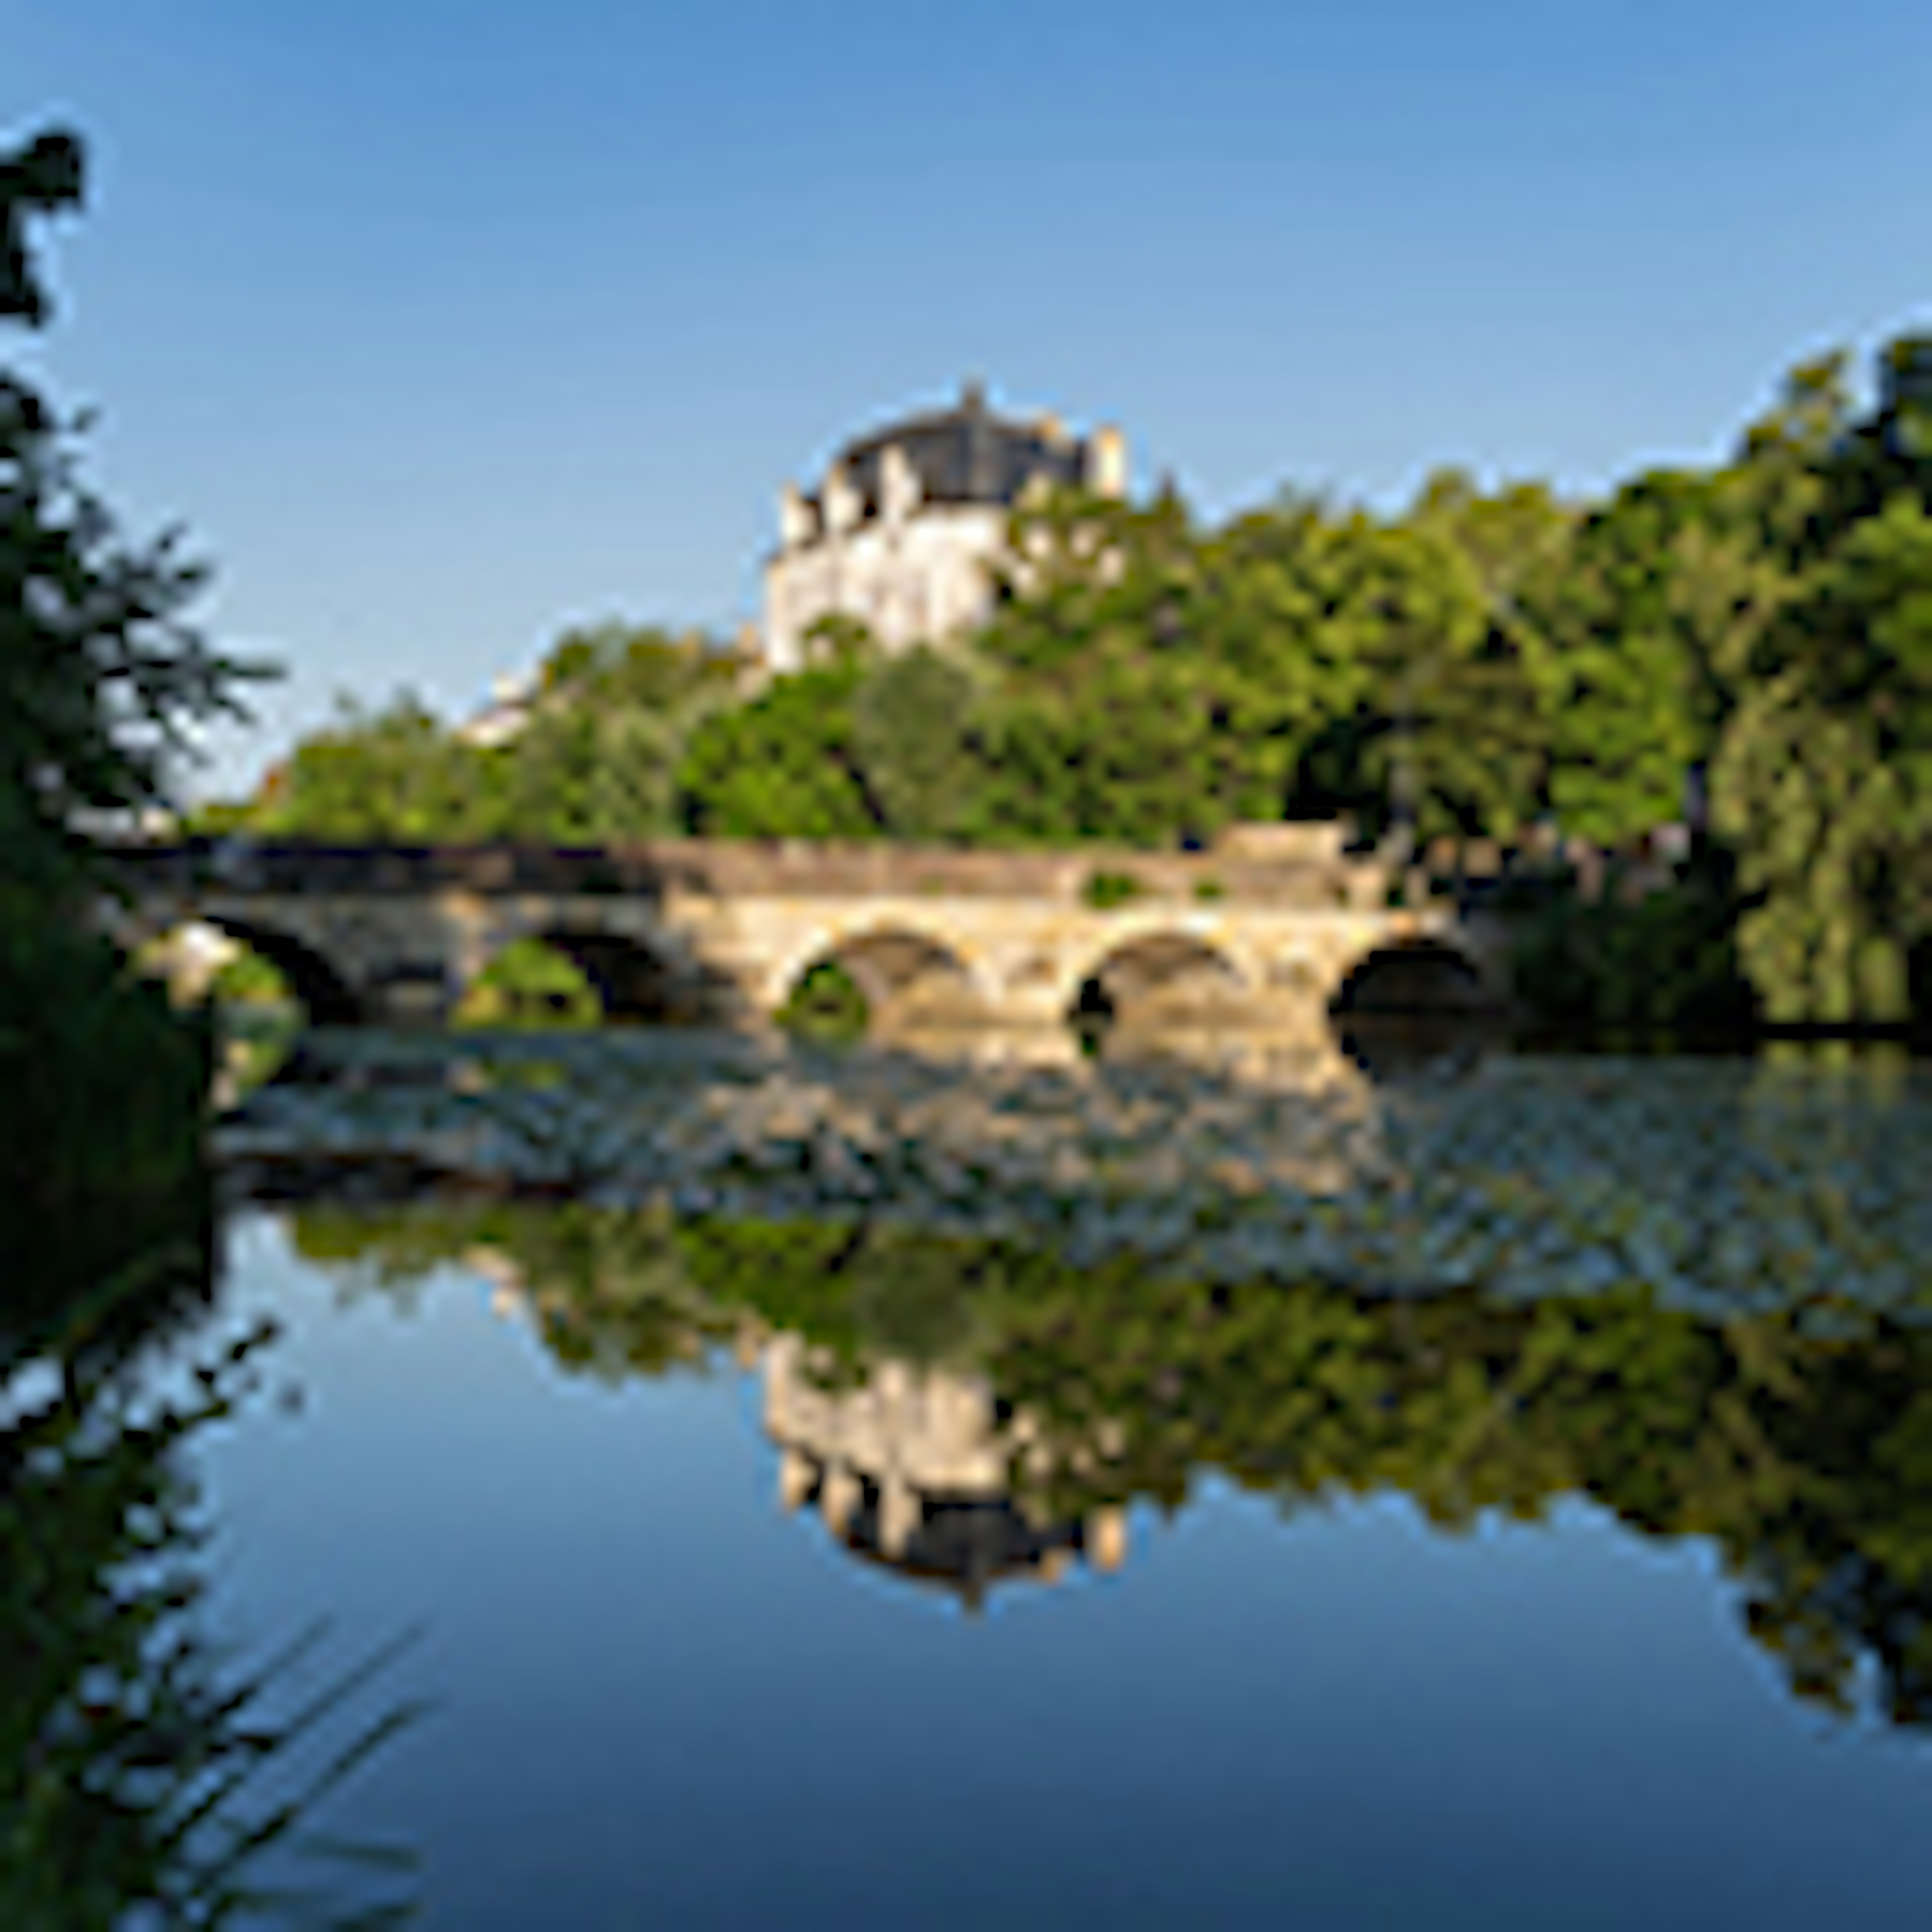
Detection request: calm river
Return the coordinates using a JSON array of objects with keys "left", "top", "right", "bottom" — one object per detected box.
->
[{"left": 27, "top": 1040, "right": 1932, "bottom": 1926}]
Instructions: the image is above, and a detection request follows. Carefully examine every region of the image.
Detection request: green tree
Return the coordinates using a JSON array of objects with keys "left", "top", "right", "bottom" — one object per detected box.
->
[
  {"left": 677, "top": 656, "right": 884, "bottom": 837},
  {"left": 972, "top": 481, "right": 1547, "bottom": 849},
  {"left": 219, "top": 620, "right": 741, "bottom": 847},
  {"left": 1230, "top": 497, "right": 1534, "bottom": 843},
  {"left": 535, "top": 618, "right": 741, "bottom": 713},
  {"left": 2, "top": 376, "right": 252, "bottom": 902},
  {"left": 851, "top": 644, "right": 986, "bottom": 841},
  {"left": 477, "top": 622, "right": 738, "bottom": 844},
  {"left": 1, "top": 128, "right": 260, "bottom": 1224},
  {"left": 1700, "top": 353, "right": 1932, "bottom": 1025},
  {"left": 504, "top": 700, "right": 687, "bottom": 844},
  {"left": 973, "top": 487, "right": 1332, "bottom": 843},
  {"left": 1527, "top": 470, "right": 1728, "bottom": 844},
  {"left": 454, "top": 936, "right": 602, "bottom": 1027},
  {"left": 1712, "top": 494, "right": 1932, "bottom": 1023},
  {"left": 256, "top": 692, "right": 498, "bottom": 840}
]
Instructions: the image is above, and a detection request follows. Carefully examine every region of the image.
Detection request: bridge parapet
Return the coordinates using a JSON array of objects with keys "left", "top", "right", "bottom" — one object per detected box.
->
[
  {"left": 106, "top": 834, "right": 1391, "bottom": 910},
  {"left": 105, "top": 829, "right": 1507, "bottom": 1038}
]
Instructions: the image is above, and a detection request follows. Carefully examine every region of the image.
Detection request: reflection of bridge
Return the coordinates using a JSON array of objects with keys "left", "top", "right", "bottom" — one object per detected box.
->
[{"left": 111, "top": 829, "right": 1504, "bottom": 1037}]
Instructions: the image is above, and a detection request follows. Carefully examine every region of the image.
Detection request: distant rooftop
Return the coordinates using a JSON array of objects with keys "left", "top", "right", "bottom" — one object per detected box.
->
[{"left": 790, "top": 381, "right": 1116, "bottom": 534}]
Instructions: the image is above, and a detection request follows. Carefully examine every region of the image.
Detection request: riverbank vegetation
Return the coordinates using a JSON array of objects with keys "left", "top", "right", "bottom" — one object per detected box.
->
[
  {"left": 1, "top": 131, "right": 256, "bottom": 1252},
  {"left": 2, "top": 1180, "right": 422, "bottom": 1927},
  {"left": 2, "top": 145, "right": 418, "bottom": 1916},
  {"left": 198, "top": 339, "right": 1932, "bottom": 1039}
]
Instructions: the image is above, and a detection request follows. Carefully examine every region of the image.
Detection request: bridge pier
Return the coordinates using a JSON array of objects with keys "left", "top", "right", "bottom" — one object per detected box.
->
[
  {"left": 361, "top": 971, "right": 458, "bottom": 1029},
  {"left": 1104, "top": 985, "right": 1337, "bottom": 1044}
]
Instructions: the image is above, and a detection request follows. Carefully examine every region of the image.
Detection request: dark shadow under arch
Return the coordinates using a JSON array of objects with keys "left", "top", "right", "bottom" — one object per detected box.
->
[
  {"left": 536, "top": 929, "right": 736, "bottom": 1025},
  {"left": 1330, "top": 939, "right": 1490, "bottom": 1018},
  {"left": 781, "top": 930, "right": 982, "bottom": 1036},
  {"left": 1067, "top": 931, "right": 1245, "bottom": 1040},
  {"left": 197, "top": 916, "right": 363, "bottom": 1027},
  {"left": 1330, "top": 940, "right": 1499, "bottom": 1083}
]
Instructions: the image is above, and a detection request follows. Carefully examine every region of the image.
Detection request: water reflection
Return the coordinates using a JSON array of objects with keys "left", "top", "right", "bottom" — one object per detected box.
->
[
  {"left": 879, "top": 1016, "right": 1392, "bottom": 1086},
  {"left": 228, "top": 1032, "right": 1930, "bottom": 1323},
  {"left": 2, "top": 1210, "right": 421, "bottom": 1925},
  {"left": 291, "top": 1198, "right": 1932, "bottom": 1728},
  {"left": 1332, "top": 1011, "right": 1506, "bottom": 1084},
  {"left": 763, "top": 1334, "right": 1127, "bottom": 1606}
]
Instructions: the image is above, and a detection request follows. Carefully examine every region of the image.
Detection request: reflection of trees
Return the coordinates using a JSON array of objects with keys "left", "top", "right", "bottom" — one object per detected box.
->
[
  {"left": 986, "top": 1265, "right": 1932, "bottom": 1729},
  {"left": 293, "top": 1199, "right": 1932, "bottom": 1729},
  {"left": 4, "top": 1226, "right": 420, "bottom": 1924},
  {"left": 293, "top": 1199, "right": 743, "bottom": 1381}
]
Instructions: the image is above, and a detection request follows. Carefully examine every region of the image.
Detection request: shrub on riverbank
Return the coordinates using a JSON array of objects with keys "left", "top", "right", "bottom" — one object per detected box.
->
[
  {"left": 1, "top": 128, "right": 263, "bottom": 1305},
  {"left": 1505, "top": 862, "right": 1759, "bottom": 1043},
  {"left": 0, "top": 922, "right": 215, "bottom": 1312}
]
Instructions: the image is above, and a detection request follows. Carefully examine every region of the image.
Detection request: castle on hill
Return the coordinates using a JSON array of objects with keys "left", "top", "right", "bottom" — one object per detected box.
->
[
  {"left": 761, "top": 380, "right": 1127, "bottom": 672},
  {"left": 453, "top": 381, "right": 1126, "bottom": 737}
]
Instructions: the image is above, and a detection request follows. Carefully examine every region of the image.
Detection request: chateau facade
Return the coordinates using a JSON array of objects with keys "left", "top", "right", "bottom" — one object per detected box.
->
[{"left": 761, "top": 381, "right": 1127, "bottom": 672}]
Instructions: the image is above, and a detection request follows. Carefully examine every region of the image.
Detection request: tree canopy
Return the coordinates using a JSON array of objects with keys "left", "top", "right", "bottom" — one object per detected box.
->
[
  {"left": 2, "top": 133, "right": 255, "bottom": 907},
  {"left": 201, "top": 331, "right": 1932, "bottom": 1032}
]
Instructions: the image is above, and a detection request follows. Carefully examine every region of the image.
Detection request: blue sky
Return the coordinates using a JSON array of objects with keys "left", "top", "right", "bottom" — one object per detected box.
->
[{"left": 10, "top": 1, "right": 1931, "bottom": 793}]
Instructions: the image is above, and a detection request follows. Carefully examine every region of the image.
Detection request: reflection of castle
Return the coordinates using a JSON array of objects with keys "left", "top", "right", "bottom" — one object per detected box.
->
[
  {"left": 473, "top": 1258, "right": 1126, "bottom": 1605},
  {"left": 762, "top": 1332, "right": 1126, "bottom": 1608},
  {"left": 762, "top": 381, "right": 1128, "bottom": 673}
]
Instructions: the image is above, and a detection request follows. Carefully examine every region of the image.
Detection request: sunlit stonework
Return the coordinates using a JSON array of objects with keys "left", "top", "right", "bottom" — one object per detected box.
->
[{"left": 761, "top": 380, "right": 1128, "bottom": 672}]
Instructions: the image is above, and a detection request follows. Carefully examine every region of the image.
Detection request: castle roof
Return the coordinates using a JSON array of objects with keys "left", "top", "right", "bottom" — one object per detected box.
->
[
  {"left": 840, "top": 1492, "right": 1087, "bottom": 1611},
  {"left": 797, "top": 382, "right": 1096, "bottom": 532}
]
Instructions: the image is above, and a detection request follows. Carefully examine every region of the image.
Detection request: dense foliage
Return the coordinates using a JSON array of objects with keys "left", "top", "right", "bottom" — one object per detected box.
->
[
  {"left": 205, "top": 337, "right": 1932, "bottom": 1032},
  {"left": 228, "top": 624, "right": 738, "bottom": 845},
  {"left": 0, "top": 128, "right": 261, "bottom": 1223},
  {"left": 3, "top": 148, "right": 415, "bottom": 1915}
]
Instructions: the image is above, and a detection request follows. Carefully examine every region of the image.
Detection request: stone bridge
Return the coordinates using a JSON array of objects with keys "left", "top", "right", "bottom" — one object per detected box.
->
[{"left": 107, "top": 825, "right": 1506, "bottom": 1041}]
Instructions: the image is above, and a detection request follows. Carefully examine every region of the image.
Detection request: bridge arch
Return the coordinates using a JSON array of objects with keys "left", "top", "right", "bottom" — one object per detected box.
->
[
  {"left": 1329, "top": 936, "right": 1493, "bottom": 1018},
  {"left": 455, "top": 934, "right": 602, "bottom": 1027},
  {"left": 1327, "top": 936, "right": 1500, "bottom": 1082},
  {"left": 133, "top": 913, "right": 364, "bottom": 1026},
  {"left": 775, "top": 926, "right": 988, "bottom": 1033},
  {"left": 1066, "top": 930, "right": 1249, "bottom": 1035},
  {"left": 514, "top": 926, "right": 736, "bottom": 1025}
]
